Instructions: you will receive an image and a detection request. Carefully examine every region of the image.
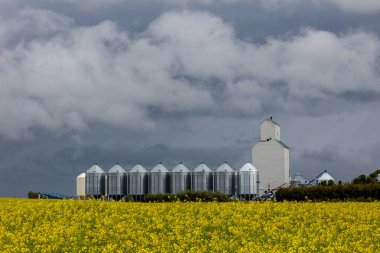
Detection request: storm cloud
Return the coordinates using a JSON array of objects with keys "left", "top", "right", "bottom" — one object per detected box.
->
[{"left": 0, "top": 1, "right": 379, "bottom": 196}]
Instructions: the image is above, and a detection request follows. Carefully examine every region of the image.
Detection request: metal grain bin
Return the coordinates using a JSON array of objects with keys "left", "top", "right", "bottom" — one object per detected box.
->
[
  {"left": 290, "top": 173, "right": 309, "bottom": 188},
  {"left": 149, "top": 163, "right": 169, "bottom": 194},
  {"left": 107, "top": 164, "right": 127, "bottom": 198},
  {"left": 171, "top": 162, "right": 190, "bottom": 194},
  {"left": 214, "top": 162, "right": 235, "bottom": 195},
  {"left": 237, "top": 163, "right": 259, "bottom": 198},
  {"left": 192, "top": 163, "right": 212, "bottom": 191},
  {"left": 128, "top": 164, "right": 147, "bottom": 196},
  {"left": 85, "top": 164, "right": 106, "bottom": 197}
]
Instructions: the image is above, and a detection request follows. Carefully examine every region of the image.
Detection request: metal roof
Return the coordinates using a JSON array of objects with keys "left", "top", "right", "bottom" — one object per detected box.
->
[
  {"left": 151, "top": 163, "right": 169, "bottom": 173},
  {"left": 317, "top": 172, "right": 335, "bottom": 181},
  {"left": 193, "top": 163, "right": 212, "bottom": 173},
  {"left": 172, "top": 163, "right": 189, "bottom": 172},
  {"left": 86, "top": 164, "right": 105, "bottom": 173},
  {"left": 108, "top": 164, "right": 126, "bottom": 173},
  {"left": 261, "top": 117, "right": 280, "bottom": 127},
  {"left": 276, "top": 140, "right": 289, "bottom": 149},
  {"left": 292, "top": 173, "right": 309, "bottom": 184},
  {"left": 129, "top": 164, "right": 147, "bottom": 173},
  {"left": 216, "top": 162, "right": 234, "bottom": 172},
  {"left": 239, "top": 163, "right": 258, "bottom": 172}
]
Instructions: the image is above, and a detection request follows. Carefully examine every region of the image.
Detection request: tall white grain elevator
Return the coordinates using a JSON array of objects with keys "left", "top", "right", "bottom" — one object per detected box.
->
[{"left": 252, "top": 117, "right": 290, "bottom": 195}]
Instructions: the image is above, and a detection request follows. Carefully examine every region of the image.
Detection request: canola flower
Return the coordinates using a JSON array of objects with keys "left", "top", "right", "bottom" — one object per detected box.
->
[{"left": 0, "top": 199, "right": 379, "bottom": 252}]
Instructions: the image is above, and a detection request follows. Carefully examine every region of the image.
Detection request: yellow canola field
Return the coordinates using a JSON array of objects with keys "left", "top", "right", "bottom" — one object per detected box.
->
[{"left": 0, "top": 199, "right": 379, "bottom": 253}]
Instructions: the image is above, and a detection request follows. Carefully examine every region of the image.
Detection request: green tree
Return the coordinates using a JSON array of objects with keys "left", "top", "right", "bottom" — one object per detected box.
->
[
  {"left": 352, "top": 175, "right": 369, "bottom": 184},
  {"left": 369, "top": 169, "right": 380, "bottom": 182},
  {"left": 352, "top": 169, "right": 380, "bottom": 184},
  {"left": 27, "top": 191, "right": 39, "bottom": 199}
]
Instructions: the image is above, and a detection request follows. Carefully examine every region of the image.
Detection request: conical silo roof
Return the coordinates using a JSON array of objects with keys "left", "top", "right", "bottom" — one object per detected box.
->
[
  {"left": 86, "top": 164, "right": 105, "bottom": 173},
  {"left": 108, "top": 164, "right": 126, "bottom": 173},
  {"left": 293, "top": 173, "right": 309, "bottom": 184},
  {"left": 130, "top": 164, "right": 147, "bottom": 173},
  {"left": 317, "top": 172, "right": 334, "bottom": 181},
  {"left": 151, "top": 163, "right": 169, "bottom": 173},
  {"left": 172, "top": 162, "right": 189, "bottom": 172},
  {"left": 239, "top": 163, "right": 258, "bottom": 172},
  {"left": 216, "top": 162, "right": 234, "bottom": 172},
  {"left": 193, "top": 163, "right": 212, "bottom": 173}
]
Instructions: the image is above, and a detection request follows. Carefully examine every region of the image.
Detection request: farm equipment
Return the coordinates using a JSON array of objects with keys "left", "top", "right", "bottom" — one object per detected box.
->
[{"left": 38, "top": 192, "right": 77, "bottom": 199}]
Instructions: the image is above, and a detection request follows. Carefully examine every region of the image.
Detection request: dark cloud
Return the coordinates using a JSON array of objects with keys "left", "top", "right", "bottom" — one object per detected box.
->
[
  {"left": 0, "top": 131, "right": 250, "bottom": 196},
  {"left": 292, "top": 143, "right": 380, "bottom": 183},
  {"left": 338, "top": 91, "right": 380, "bottom": 103}
]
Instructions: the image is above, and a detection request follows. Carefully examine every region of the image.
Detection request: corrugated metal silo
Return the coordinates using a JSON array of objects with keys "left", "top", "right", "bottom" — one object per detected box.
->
[
  {"left": 192, "top": 163, "right": 212, "bottom": 191},
  {"left": 85, "top": 164, "right": 106, "bottom": 197},
  {"left": 128, "top": 164, "right": 147, "bottom": 195},
  {"left": 237, "top": 163, "right": 259, "bottom": 198},
  {"left": 214, "top": 162, "right": 235, "bottom": 195},
  {"left": 76, "top": 173, "right": 86, "bottom": 197},
  {"left": 290, "top": 173, "right": 309, "bottom": 188},
  {"left": 171, "top": 162, "right": 190, "bottom": 194},
  {"left": 107, "top": 164, "right": 127, "bottom": 198},
  {"left": 149, "top": 163, "right": 169, "bottom": 194}
]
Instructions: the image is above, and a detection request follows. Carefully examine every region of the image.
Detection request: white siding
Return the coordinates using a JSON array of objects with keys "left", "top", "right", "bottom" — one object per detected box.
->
[
  {"left": 260, "top": 120, "right": 281, "bottom": 141},
  {"left": 252, "top": 140, "right": 289, "bottom": 195},
  {"left": 284, "top": 148, "right": 290, "bottom": 187},
  {"left": 76, "top": 173, "right": 86, "bottom": 196}
]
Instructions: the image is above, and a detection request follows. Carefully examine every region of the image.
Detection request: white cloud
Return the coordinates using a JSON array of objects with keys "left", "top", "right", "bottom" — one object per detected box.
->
[
  {"left": 0, "top": 7, "right": 73, "bottom": 46},
  {"left": 147, "top": 11, "right": 242, "bottom": 80},
  {"left": 1, "top": 9, "right": 379, "bottom": 139},
  {"left": 252, "top": 29, "right": 380, "bottom": 97}
]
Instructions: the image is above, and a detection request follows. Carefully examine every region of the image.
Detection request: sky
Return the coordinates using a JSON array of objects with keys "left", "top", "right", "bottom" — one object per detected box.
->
[{"left": 0, "top": 0, "right": 380, "bottom": 197}]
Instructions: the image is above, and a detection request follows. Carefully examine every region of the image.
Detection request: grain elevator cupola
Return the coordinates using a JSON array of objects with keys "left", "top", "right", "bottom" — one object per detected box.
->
[
  {"left": 260, "top": 116, "right": 280, "bottom": 141},
  {"left": 253, "top": 117, "right": 290, "bottom": 195}
]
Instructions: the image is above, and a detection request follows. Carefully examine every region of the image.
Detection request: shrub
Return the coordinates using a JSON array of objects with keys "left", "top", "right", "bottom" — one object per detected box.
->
[
  {"left": 276, "top": 184, "right": 380, "bottom": 202},
  {"left": 144, "top": 194, "right": 173, "bottom": 202},
  {"left": 352, "top": 169, "right": 380, "bottom": 184},
  {"left": 176, "top": 190, "right": 231, "bottom": 202},
  {"left": 143, "top": 191, "right": 231, "bottom": 202}
]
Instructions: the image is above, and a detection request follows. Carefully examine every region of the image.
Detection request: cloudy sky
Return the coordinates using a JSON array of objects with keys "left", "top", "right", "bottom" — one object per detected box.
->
[{"left": 1, "top": 0, "right": 380, "bottom": 197}]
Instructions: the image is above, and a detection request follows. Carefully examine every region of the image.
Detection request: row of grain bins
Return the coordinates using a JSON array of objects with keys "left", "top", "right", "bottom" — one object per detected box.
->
[{"left": 77, "top": 162, "right": 259, "bottom": 199}]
